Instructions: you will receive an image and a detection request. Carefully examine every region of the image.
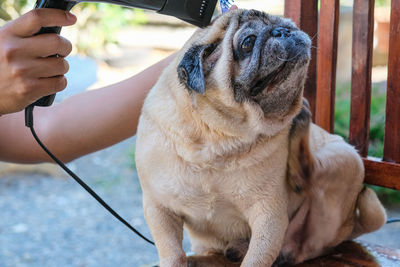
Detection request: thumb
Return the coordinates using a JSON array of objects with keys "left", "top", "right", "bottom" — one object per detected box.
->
[{"left": 8, "top": 9, "right": 76, "bottom": 37}]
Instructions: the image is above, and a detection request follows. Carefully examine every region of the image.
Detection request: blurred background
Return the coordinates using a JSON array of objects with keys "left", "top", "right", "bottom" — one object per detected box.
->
[{"left": 0, "top": 0, "right": 398, "bottom": 266}]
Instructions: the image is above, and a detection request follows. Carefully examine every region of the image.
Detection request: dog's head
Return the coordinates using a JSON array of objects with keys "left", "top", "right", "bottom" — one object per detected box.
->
[{"left": 176, "top": 9, "right": 311, "bottom": 137}]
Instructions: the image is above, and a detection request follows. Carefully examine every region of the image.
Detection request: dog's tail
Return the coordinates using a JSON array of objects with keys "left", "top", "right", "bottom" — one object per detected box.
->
[{"left": 350, "top": 187, "right": 387, "bottom": 239}]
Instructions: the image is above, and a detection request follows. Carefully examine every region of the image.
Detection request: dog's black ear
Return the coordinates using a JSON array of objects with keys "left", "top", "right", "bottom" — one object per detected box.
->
[{"left": 177, "top": 43, "right": 216, "bottom": 94}]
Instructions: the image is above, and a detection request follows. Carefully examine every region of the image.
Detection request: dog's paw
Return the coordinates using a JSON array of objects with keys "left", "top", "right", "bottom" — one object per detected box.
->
[
  {"left": 288, "top": 98, "right": 314, "bottom": 194},
  {"left": 223, "top": 239, "right": 249, "bottom": 263},
  {"left": 187, "top": 254, "right": 240, "bottom": 267},
  {"left": 272, "top": 253, "right": 296, "bottom": 267},
  {"left": 187, "top": 257, "right": 197, "bottom": 267},
  {"left": 290, "top": 98, "right": 312, "bottom": 138},
  {"left": 225, "top": 247, "right": 244, "bottom": 263}
]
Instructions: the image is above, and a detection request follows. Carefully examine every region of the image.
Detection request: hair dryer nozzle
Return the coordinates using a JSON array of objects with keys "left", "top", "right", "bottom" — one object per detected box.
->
[{"left": 158, "top": 0, "right": 218, "bottom": 28}]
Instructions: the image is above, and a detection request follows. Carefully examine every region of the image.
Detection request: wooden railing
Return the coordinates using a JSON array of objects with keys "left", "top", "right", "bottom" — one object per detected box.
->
[
  {"left": 383, "top": 0, "right": 400, "bottom": 164},
  {"left": 284, "top": 0, "right": 400, "bottom": 190}
]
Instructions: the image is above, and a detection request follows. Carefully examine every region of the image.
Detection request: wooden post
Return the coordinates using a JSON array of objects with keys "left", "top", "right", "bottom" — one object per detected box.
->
[
  {"left": 349, "top": 0, "right": 375, "bottom": 157},
  {"left": 383, "top": 0, "right": 400, "bottom": 163},
  {"left": 284, "top": 0, "right": 318, "bottom": 121},
  {"left": 315, "top": 0, "right": 340, "bottom": 133}
]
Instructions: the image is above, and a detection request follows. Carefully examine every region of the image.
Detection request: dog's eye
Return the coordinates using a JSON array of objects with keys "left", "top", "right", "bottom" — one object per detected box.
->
[{"left": 240, "top": 35, "right": 257, "bottom": 54}]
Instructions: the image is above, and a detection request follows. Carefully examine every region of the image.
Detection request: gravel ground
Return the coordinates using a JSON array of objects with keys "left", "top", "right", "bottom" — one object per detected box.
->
[
  {"left": 0, "top": 138, "right": 159, "bottom": 267},
  {"left": 0, "top": 137, "right": 192, "bottom": 267}
]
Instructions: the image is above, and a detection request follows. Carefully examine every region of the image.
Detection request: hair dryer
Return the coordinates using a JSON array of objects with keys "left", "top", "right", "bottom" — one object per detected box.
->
[{"left": 32, "top": 0, "right": 219, "bottom": 107}]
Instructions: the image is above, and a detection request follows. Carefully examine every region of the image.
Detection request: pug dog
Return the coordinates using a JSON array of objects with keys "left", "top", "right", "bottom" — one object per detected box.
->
[
  {"left": 222, "top": 100, "right": 387, "bottom": 266},
  {"left": 135, "top": 9, "right": 385, "bottom": 267},
  {"left": 136, "top": 9, "right": 311, "bottom": 266}
]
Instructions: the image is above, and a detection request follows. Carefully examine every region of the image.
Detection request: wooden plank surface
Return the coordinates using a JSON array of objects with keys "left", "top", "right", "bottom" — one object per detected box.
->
[
  {"left": 296, "top": 241, "right": 400, "bottom": 267},
  {"left": 179, "top": 241, "right": 400, "bottom": 267},
  {"left": 349, "top": 0, "right": 375, "bottom": 157},
  {"left": 315, "top": 0, "right": 340, "bottom": 133},
  {"left": 384, "top": 0, "right": 400, "bottom": 163},
  {"left": 284, "top": 0, "right": 318, "bottom": 120},
  {"left": 364, "top": 158, "right": 400, "bottom": 190}
]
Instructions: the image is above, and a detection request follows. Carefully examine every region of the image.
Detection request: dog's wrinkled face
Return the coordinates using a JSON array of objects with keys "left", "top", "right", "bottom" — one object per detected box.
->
[
  {"left": 178, "top": 9, "right": 311, "bottom": 125},
  {"left": 231, "top": 11, "right": 311, "bottom": 116}
]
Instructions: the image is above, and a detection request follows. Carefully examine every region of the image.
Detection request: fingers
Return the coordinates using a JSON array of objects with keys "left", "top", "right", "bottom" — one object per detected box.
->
[
  {"left": 8, "top": 75, "right": 67, "bottom": 110},
  {"left": 22, "top": 34, "right": 73, "bottom": 58},
  {"left": 2, "top": 34, "right": 73, "bottom": 61},
  {"left": 36, "top": 75, "right": 68, "bottom": 97},
  {"left": 24, "top": 57, "right": 70, "bottom": 78},
  {"left": 8, "top": 56, "right": 69, "bottom": 100},
  {"left": 23, "top": 76, "right": 68, "bottom": 103},
  {"left": 7, "top": 9, "right": 76, "bottom": 37},
  {"left": 0, "top": 9, "right": 74, "bottom": 114}
]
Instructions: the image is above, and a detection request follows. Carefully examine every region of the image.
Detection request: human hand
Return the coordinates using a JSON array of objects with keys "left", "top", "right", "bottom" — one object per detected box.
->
[{"left": 0, "top": 9, "right": 76, "bottom": 115}]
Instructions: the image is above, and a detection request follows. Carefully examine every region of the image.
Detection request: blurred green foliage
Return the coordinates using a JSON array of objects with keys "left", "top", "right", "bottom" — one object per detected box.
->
[
  {"left": 0, "top": 0, "right": 148, "bottom": 56},
  {"left": 73, "top": 3, "right": 148, "bottom": 56},
  {"left": 335, "top": 83, "right": 400, "bottom": 204},
  {"left": 319, "top": 0, "right": 390, "bottom": 9},
  {"left": 334, "top": 83, "right": 386, "bottom": 157},
  {"left": 375, "top": 0, "right": 391, "bottom": 7},
  {"left": 0, "top": 0, "right": 27, "bottom": 21}
]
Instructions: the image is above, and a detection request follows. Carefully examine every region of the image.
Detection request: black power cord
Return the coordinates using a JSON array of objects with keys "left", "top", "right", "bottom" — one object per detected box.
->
[
  {"left": 387, "top": 218, "right": 400, "bottom": 224},
  {"left": 25, "top": 105, "right": 155, "bottom": 246}
]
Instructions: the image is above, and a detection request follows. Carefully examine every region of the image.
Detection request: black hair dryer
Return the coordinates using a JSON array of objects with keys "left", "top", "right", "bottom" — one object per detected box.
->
[{"left": 33, "top": 0, "right": 219, "bottom": 107}]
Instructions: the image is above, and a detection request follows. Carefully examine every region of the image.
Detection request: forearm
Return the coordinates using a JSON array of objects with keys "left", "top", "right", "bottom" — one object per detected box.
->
[
  {"left": 43, "top": 68, "right": 156, "bottom": 162},
  {"left": 0, "top": 52, "right": 175, "bottom": 163}
]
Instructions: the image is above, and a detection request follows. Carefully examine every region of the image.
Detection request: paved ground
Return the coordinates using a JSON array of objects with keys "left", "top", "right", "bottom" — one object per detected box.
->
[{"left": 0, "top": 139, "right": 160, "bottom": 267}]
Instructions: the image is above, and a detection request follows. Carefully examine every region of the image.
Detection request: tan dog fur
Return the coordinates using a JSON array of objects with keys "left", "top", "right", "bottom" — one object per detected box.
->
[
  {"left": 210, "top": 101, "right": 387, "bottom": 266},
  {"left": 135, "top": 9, "right": 386, "bottom": 267},
  {"left": 279, "top": 101, "right": 387, "bottom": 264}
]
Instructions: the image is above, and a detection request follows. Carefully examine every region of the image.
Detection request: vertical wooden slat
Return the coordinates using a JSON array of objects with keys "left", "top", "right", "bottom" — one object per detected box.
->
[
  {"left": 315, "top": 0, "right": 340, "bottom": 133},
  {"left": 349, "top": 0, "right": 375, "bottom": 157},
  {"left": 284, "top": 0, "right": 302, "bottom": 22},
  {"left": 384, "top": 0, "right": 400, "bottom": 163},
  {"left": 284, "top": 0, "right": 318, "bottom": 121}
]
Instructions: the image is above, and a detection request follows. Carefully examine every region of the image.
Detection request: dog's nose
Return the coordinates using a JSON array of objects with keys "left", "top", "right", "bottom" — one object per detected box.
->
[{"left": 271, "top": 27, "right": 291, "bottom": 38}]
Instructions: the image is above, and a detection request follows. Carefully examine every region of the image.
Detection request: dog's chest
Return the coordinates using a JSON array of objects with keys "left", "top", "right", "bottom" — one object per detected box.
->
[
  {"left": 139, "top": 119, "right": 291, "bottom": 238},
  {"left": 169, "top": 173, "right": 256, "bottom": 238},
  {"left": 161, "top": 158, "right": 288, "bottom": 238}
]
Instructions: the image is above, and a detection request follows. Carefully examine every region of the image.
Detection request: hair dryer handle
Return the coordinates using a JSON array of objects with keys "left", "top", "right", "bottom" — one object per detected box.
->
[{"left": 32, "top": 0, "right": 76, "bottom": 107}]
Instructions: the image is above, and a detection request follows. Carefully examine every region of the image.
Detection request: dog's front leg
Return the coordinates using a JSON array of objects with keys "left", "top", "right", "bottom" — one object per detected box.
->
[
  {"left": 241, "top": 204, "right": 288, "bottom": 267},
  {"left": 143, "top": 197, "right": 186, "bottom": 267}
]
